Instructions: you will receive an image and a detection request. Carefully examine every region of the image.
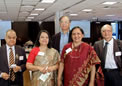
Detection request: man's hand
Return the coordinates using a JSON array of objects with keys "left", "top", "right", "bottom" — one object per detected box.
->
[
  {"left": 1, "top": 72, "right": 9, "bottom": 80},
  {"left": 13, "top": 66, "right": 21, "bottom": 72}
]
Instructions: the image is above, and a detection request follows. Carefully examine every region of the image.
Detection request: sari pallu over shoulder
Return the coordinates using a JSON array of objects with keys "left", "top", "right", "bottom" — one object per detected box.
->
[
  {"left": 69, "top": 48, "right": 100, "bottom": 86},
  {"left": 62, "top": 43, "right": 100, "bottom": 86}
]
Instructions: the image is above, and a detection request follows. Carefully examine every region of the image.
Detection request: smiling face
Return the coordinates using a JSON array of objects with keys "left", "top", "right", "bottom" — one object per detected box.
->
[
  {"left": 101, "top": 24, "right": 113, "bottom": 41},
  {"left": 71, "top": 28, "right": 84, "bottom": 43},
  {"left": 39, "top": 32, "right": 49, "bottom": 46},
  {"left": 60, "top": 16, "right": 70, "bottom": 31},
  {"left": 5, "top": 30, "right": 17, "bottom": 47}
]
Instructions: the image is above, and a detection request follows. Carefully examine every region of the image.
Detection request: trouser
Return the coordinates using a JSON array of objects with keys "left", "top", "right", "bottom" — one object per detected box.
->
[
  {"left": 9, "top": 80, "right": 21, "bottom": 86},
  {"left": 104, "top": 69, "right": 122, "bottom": 86}
]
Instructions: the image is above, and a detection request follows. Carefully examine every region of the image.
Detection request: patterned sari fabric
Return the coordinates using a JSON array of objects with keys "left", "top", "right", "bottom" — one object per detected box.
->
[
  {"left": 61, "top": 42, "right": 100, "bottom": 86},
  {"left": 31, "top": 48, "right": 59, "bottom": 86},
  {"left": 95, "top": 66, "right": 104, "bottom": 86}
]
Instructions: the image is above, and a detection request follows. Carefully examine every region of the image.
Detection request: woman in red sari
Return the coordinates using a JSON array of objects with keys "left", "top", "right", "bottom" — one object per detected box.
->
[{"left": 57, "top": 26, "right": 100, "bottom": 86}]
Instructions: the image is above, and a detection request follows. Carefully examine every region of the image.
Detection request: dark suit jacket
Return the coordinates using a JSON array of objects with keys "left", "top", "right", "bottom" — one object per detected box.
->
[
  {"left": 0, "top": 45, "right": 27, "bottom": 86},
  {"left": 94, "top": 39, "right": 122, "bottom": 71},
  {"left": 51, "top": 32, "right": 70, "bottom": 53},
  {"left": 52, "top": 32, "right": 61, "bottom": 53}
]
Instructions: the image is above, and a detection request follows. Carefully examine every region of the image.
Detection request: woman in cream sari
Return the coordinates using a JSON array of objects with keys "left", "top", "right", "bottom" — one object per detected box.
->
[{"left": 26, "top": 30, "right": 60, "bottom": 86}]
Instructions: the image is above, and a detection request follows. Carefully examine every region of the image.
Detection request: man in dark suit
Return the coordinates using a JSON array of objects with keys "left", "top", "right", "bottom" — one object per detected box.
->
[
  {"left": 52, "top": 16, "right": 70, "bottom": 54},
  {"left": 94, "top": 24, "right": 122, "bottom": 86},
  {"left": 0, "top": 29, "right": 26, "bottom": 86}
]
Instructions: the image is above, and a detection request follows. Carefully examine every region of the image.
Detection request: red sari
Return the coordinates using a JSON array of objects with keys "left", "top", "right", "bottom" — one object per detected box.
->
[{"left": 61, "top": 42, "right": 100, "bottom": 86}]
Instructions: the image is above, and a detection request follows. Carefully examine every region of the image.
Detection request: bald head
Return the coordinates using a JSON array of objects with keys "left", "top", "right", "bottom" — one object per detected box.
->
[
  {"left": 101, "top": 24, "right": 112, "bottom": 33},
  {"left": 5, "top": 29, "right": 17, "bottom": 47},
  {"left": 6, "top": 29, "right": 16, "bottom": 36}
]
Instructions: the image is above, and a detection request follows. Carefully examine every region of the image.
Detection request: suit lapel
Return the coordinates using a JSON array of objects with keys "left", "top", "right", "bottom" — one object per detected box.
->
[
  {"left": 113, "top": 39, "right": 121, "bottom": 68},
  {"left": 58, "top": 32, "right": 61, "bottom": 51},
  {"left": 99, "top": 40, "right": 105, "bottom": 69},
  {"left": 15, "top": 46, "right": 19, "bottom": 64},
  {"left": 3, "top": 45, "right": 9, "bottom": 68},
  {"left": 100, "top": 40, "right": 104, "bottom": 59}
]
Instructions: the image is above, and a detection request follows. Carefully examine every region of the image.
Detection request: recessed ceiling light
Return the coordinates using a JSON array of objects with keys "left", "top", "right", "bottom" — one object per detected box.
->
[
  {"left": 35, "top": 8, "right": 45, "bottom": 11},
  {"left": 107, "top": 20, "right": 113, "bottom": 21},
  {"left": 106, "top": 15, "right": 115, "bottom": 16},
  {"left": 25, "top": 19, "right": 32, "bottom": 21},
  {"left": 39, "top": 21, "right": 42, "bottom": 25},
  {"left": 19, "top": 17, "right": 25, "bottom": 18},
  {"left": 70, "top": 14, "right": 78, "bottom": 16},
  {"left": 102, "top": 2, "right": 117, "bottom": 5},
  {"left": 27, "top": 17, "right": 34, "bottom": 19},
  {"left": 20, "top": 11, "right": 29, "bottom": 13},
  {"left": 30, "top": 13, "right": 39, "bottom": 16},
  {"left": 82, "top": 9, "right": 92, "bottom": 12},
  {"left": 41, "top": 0, "right": 55, "bottom": 3},
  {"left": 92, "top": 17, "right": 98, "bottom": 20}
]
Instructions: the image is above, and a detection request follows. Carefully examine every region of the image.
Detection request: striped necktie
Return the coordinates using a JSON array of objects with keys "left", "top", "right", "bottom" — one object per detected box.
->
[{"left": 9, "top": 48, "right": 15, "bottom": 81}]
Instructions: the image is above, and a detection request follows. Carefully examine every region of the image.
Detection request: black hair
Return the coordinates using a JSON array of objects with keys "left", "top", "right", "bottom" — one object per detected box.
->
[
  {"left": 34, "top": 30, "right": 51, "bottom": 48},
  {"left": 69, "top": 26, "right": 84, "bottom": 42}
]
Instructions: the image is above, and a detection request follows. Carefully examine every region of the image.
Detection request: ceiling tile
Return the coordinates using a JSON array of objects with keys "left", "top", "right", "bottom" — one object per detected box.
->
[
  {"left": 20, "top": 6, "right": 34, "bottom": 11},
  {"left": 19, "top": 12, "right": 30, "bottom": 17}
]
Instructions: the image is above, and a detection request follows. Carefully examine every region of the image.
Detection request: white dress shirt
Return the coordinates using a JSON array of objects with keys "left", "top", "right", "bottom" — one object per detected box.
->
[
  {"left": 6, "top": 44, "right": 16, "bottom": 66},
  {"left": 104, "top": 38, "right": 118, "bottom": 69}
]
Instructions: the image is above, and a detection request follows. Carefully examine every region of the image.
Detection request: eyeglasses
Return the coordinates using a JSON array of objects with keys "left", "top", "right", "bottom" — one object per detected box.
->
[{"left": 60, "top": 21, "right": 70, "bottom": 24}]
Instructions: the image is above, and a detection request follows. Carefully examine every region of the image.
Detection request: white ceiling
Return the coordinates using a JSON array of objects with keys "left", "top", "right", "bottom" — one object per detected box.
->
[{"left": 0, "top": 0, "right": 122, "bottom": 21}]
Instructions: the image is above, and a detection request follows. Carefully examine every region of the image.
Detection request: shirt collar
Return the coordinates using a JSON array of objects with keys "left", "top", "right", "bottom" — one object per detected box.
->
[
  {"left": 103, "top": 38, "right": 113, "bottom": 46},
  {"left": 61, "top": 30, "right": 69, "bottom": 35},
  {"left": 6, "top": 44, "right": 15, "bottom": 51}
]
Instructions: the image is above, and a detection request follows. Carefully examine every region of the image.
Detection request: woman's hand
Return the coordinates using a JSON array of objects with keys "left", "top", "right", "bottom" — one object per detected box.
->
[
  {"left": 89, "top": 65, "right": 95, "bottom": 86},
  {"left": 47, "top": 66, "right": 53, "bottom": 72},
  {"left": 38, "top": 66, "right": 47, "bottom": 74},
  {"left": 88, "top": 82, "right": 94, "bottom": 86}
]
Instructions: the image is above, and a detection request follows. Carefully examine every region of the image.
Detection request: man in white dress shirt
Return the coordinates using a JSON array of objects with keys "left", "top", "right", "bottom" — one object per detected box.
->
[
  {"left": 0, "top": 29, "right": 26, "bottom": 86},
  {"left": 94, "top": 24, "right": 122, "bottom": 86}
]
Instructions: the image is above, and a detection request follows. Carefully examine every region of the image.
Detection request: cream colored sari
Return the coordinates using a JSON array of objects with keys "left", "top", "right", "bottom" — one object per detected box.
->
[{"left": 31, "top": 48, "right": 59, "bottom": 86}]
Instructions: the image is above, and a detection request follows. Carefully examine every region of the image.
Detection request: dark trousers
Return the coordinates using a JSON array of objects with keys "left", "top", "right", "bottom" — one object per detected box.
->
[
  {"left": 104, "top": 69, "right": 122, "bottom": 86},
  {"left": 9, "top": 80, "right": 20, "bottom": 86}
]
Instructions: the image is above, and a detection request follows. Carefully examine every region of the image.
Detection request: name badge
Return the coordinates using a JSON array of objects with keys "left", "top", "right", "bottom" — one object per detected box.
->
[
  {"left": 19, "top": 56, "right": 24, "bottom": 60},
  {"left": 115, "top": 51, "right": 121, "bottom": 56},
  {"left": 66, "top": 48, "right": 72, "bottom": 54},
  {"left": 38, "top": 72, "right": 50, "bottom": 82},
  {"left": 38, "top": 52, "right": 45, "bottom": 56}
]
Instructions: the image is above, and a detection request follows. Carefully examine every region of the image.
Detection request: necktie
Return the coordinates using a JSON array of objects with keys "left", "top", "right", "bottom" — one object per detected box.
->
[
  {"left": 9, "top": 48, "right": 15, "bottom": 81},
  {"left": 103, "top": 42, "right": 108, "bottom": 68}
]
